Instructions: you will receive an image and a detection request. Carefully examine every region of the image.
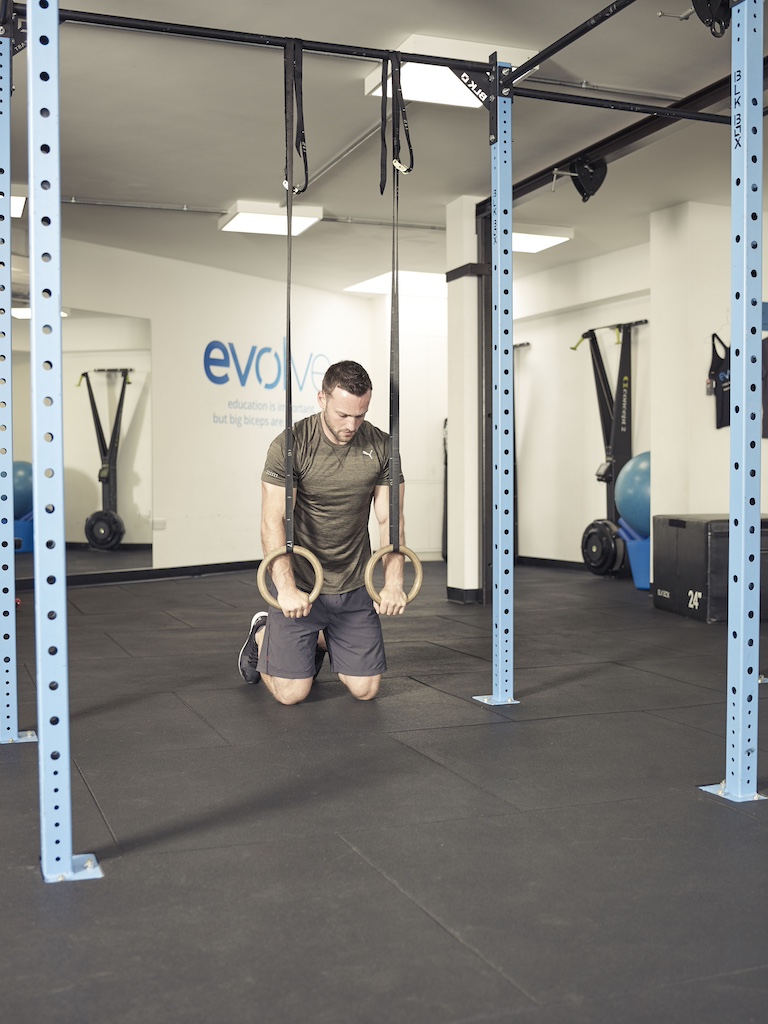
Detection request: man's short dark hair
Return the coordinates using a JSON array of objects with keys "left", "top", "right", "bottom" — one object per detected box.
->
[{"left": 322, "top": 360, "right": 372, "bottom": 397}]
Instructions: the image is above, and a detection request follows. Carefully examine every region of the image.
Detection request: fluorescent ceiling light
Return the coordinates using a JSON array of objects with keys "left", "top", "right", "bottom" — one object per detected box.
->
[
  {"left": 364, "top": 35, "right": 538, "bottom": 108},
  {"left": 346, "top": 272, "right": 448, "bottom": 298},
  {"left": 366, "top": 63, "right": 485, "bottom": 109},
  {"left": 218, "top": 200, "right": 323, "bottom": 236},
  {"left": 10, "top": 195, "right": 26, "bottom": 218},
  {"left": 11, "top": 307, "right": 68, "bottom": 320}
]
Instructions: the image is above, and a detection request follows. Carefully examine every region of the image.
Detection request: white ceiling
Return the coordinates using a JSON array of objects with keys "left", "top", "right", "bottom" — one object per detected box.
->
[{"left": 8, "top": 1, "right": 751, "bottom": 293}]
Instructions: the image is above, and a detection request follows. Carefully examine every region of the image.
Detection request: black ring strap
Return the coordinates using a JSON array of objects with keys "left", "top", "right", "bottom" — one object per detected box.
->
[{"left": 282, "top": 40, "right": 309, "bottom": 552}]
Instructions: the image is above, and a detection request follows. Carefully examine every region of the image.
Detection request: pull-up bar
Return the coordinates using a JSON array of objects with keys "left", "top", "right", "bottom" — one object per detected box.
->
[{"left": 21, "top": 5, "right": 493, "bottom": 74}]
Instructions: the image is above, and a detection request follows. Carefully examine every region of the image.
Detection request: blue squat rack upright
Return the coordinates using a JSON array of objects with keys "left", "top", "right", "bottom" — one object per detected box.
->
[
  {"left": 25, "top": 0, "right": 102, "bottom": 881},
  {"left": 0, "top": 16, "right": 35, "bottom": 750},
  {"left": 701, "top": 0, "right": 765, "bottom": 805},
  {"left": 473, "top": 61, "right": 518, "bottom": 707}
]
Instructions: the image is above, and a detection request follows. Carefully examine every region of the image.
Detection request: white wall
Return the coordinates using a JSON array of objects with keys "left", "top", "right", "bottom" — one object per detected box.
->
[
  {"left": 650, "top": 202, "right": 731, "bottom": 518},
  {"left": 512, "top": 246, "right": 651, "bottom": 562},
  {"left": 48, "top": 238, "right": 446, "bottom": 569},
  {"left": 366, "top": 292, "right": 448, "bottom": 561},
  {"left": 58, "top": 240, "right": 376, "bottom": 567},
  {"left": 18, "top": 200, "right": 746, "bottom": 573},
  {"left": 511, "top": 201, "right": 768, "bottom": 565},
  {"left": 445, "top": 195, "right": 485, "bottom": 593}
]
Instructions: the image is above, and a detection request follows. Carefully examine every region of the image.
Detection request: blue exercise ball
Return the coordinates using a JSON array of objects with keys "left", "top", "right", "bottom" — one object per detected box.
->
[
  {"left": 614, "top": 451, "right": 651, "bottom": 538},
  {"left": 12, "top": 461, "right": 33, "bottom": 518}
]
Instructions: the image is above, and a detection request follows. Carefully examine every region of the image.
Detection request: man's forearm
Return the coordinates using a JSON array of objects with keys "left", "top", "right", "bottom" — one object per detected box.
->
[
  {"left": 381, "top": 549, "right": 405, "bottom": 587},
  {"left": 261, "top": 519, "right": 296, "bottom": 590}
]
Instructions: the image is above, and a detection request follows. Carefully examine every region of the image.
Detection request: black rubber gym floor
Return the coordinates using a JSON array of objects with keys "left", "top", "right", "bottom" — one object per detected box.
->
[{"left": 3, "top": 560, "right": 768, "bottom": 1023}]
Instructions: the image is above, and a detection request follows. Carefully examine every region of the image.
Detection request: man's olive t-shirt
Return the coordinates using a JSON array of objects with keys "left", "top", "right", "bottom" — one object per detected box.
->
[{"left": 262, "top": 413, "right": 399, "bottom": 594}]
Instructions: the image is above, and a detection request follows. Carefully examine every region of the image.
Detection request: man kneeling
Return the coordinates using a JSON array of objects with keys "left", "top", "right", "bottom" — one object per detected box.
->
[{"left": 238, "top": 360, "right": 409, "bottom": 704}]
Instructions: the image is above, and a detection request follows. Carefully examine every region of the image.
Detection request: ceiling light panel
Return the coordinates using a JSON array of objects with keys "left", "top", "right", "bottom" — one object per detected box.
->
[
  {"left": 219, "top": 200, "right": 323, "bottom": 236},
  {"left": 364, "top": 35, "right": 538, "bottom": 108}
]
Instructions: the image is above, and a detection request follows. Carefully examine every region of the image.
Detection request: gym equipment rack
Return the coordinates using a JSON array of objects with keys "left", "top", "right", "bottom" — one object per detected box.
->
[{"left": 2, "top": 0, "right": 763, "bottom": 885}]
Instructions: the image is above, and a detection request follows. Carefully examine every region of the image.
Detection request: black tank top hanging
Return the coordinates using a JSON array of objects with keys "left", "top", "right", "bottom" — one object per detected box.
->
[{"left": 708, "top": 333, "right": 730, "bottom": 430}]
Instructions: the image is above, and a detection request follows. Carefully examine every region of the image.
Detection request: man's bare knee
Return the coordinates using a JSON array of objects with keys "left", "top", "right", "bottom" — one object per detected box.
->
[
  {"left": 339, "top": 674, "right": 381, "bottom": 701},
  {"left": 263, "top": 675, "right": 313, "bottom": 705}
]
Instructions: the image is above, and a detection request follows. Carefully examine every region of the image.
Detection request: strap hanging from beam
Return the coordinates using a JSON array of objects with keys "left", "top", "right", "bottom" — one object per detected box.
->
[
  {"left": 387, "top": 54, "right": 413, "bottom": 553},
  {"left": 282, "top": 39, "right": 307, "bottom": 554}
]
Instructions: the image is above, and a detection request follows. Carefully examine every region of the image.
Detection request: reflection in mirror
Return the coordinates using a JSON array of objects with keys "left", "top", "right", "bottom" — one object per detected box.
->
[{"left": 12, "top": 289, "right": 153, "bottom": 581}]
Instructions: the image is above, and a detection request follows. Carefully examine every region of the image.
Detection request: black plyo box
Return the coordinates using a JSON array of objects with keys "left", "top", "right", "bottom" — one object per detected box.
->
[{"left": 652, "top": 514, "right": 768, "bottom": 623}]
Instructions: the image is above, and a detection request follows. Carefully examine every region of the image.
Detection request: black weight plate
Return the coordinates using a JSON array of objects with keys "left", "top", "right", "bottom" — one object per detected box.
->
[
  {"left": 85, "top": 509, "right": 125, "bottom": 551},
  {"left": 581, "top": 519, "right": 625, "bottom": 575}
]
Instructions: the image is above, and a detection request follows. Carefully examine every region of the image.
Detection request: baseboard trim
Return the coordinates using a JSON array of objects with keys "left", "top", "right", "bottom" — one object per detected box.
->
[
  {"left": 515, "top": 557, "right": 587, "bottom": 571},
  {"left": 446, "top": 586, "right": 483, "bottom": 604}
]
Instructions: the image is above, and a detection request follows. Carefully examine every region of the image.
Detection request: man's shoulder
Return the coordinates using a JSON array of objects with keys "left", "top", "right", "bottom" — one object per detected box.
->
[
  {"left": 358, "top": 420, "right": 390, "bottom": 446},
  {"left": 294, "top": 413, "right": 320, "bottom": 439}
]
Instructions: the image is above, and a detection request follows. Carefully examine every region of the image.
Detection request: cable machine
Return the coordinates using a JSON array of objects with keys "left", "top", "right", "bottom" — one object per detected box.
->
[
  {"left": 576, "top": 321, "right": 647, "bottom": 577},
  {"left": 78, "top": 367, "right": 132, "bottom": 551}
]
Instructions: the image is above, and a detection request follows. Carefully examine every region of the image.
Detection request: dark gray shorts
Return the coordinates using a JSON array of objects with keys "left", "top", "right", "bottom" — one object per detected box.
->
[{"left": 257, "top": 586, "right": 387, "bottom": 680}]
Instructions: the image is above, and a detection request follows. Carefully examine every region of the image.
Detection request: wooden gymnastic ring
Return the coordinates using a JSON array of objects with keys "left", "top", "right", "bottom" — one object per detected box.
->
[
  {"left": 364, "top": 544, "right": 423, "bottom": 606},
  {"left": 256, "top": 546, "right": 324, "bottom": 611}
]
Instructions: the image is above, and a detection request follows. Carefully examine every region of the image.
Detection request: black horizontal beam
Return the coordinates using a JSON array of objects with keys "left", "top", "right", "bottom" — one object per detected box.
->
[
  {"left": 513, "top": 60, "right": 753, "bottom": 202},
  {"left": 512, "top": 85, "right": 731, "bottom": 125},
  {"left": 512, "top": 0, "right": 640, "bottom": 82},
  {"left": 445, "top": 263, "right": 490, "bottom": 283},
  {"left": 33, "top": 5, "right": 494, "bottom": 74}
]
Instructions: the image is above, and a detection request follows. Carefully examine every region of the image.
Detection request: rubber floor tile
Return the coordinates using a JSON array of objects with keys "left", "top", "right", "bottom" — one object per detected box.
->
[
  {"left": 426, "top": 635, "right": 494, "bottom": 662},
  {"left": 159, "top": 605, "right": 268, "bottom": 628},
  {"left": 73, "top": 736, "right": 510, "bottom": 855},
  {"left": 342, "top": 793, "right": 768, "bottom": 1006},
  {"left": 391, "top": 711, "right": 727, "bottom": 810},
  {"left": 1, "top": 837, "right": 532, "bottom": 1024},
  {"left": 415, "top": 662, "right": 725, "bottom": 720},
  {"left": 608, "top": 624, "right": 728, "bottom": 657},
  {"left": 66, "top": 691, "right": 230, "bottom": 756},
  {"left": 497, "top": 967, "right": 768, "bottom": 1024},
  {"left": 509, "top": 662, "right": 725, "bottom": 717},
  {"left": 1, "top": 756, "right": 118, "bottom": 867},
  {"left": 7, "top": 562, "right": 768, "bottom": 1024},
  {"left": 438, "top": 606, "right": 496, "bottom": 629},
  {"left": 378, "top": 612, "right": 490, "bottom": 642},
  {"left": 181, "top": 675, "right": 498, "bottom": 744},
  {"left": 66, "top": 584, "right": 234, "bottom": 616},
  {"left": 614, "top": 650, "right": 726, "bottom": 689},
  {"left": 21, "top": 630, "right": 132, "bottom": 665},
  {"left": 514, "top": 607, "right": 647, "bottom": 636},
  {"left": 64, "top": 650, "right": 243, "bottom": 699},
  {"left": 492, "top": 632, "right": 657, "bottom": 669},
  {"left": 384, "top": 638, "right": 494, "bottom": 675},
  {"left": 103, "top": 626, "right": 246, "bottom": 658},
  {"left": 65, "top": 610, "right": 192, "bottom": 632},
  {"left": 647, "top": 698, "right": 768, "bottom": 753}
]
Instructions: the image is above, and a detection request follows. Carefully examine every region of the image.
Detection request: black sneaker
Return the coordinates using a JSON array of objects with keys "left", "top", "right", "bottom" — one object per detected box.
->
[
  {"left": 238, "top": 611, "right": 268, "bottom": 684},
  {"left": 313, "top": 644, "right": 326, "bottom": 680}
]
